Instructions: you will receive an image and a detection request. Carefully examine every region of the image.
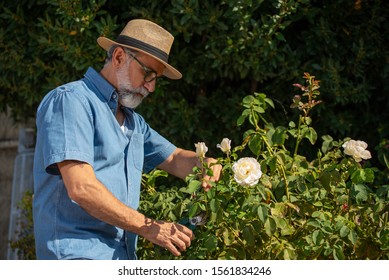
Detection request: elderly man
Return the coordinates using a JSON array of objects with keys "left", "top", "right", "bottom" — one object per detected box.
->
[{"left": 33, "top": 19, "right": 221, "bottom": 260}]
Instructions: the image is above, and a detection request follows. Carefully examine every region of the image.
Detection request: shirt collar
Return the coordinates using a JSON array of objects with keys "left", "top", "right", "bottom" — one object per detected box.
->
[
  {"left": 83, "top": 67, "right": 137, "bottom": 117},
  {"left": 83, "top": 67, "right": 118, "bottom": 113}
]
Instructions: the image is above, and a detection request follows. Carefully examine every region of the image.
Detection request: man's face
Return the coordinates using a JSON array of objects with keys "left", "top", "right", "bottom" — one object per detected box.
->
[
  {"left": 116, "top": 57, "right": 150, "bottom": 109},
  {"left": 115, "top": 50, "right": 164, "bottom": 109}
]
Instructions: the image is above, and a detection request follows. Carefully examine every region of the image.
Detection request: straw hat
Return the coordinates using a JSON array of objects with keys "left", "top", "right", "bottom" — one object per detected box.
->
[{"left": 97, "top": 19, "right": 182, "bottom": 79}]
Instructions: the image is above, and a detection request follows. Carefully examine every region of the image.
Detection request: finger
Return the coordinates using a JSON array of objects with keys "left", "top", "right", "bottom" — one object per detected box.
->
[
  {"left": 166, "top": 227, "right": 192, "bottom": 256},
  {"left": 201, "top": 175, "right": 218, "bottom": 191},
  {"left": 165, "top": 242, "right": 181, "bottom": 257},
  {"left": 202, "top": 165, "right": 222, "bottom": 190},
  {"left": 175, "top": 223, "right": 194, "bottom": 241},
  {"left": 201, "top": 180, "right": 211, "bottom": 192},
  {"left": 211, "top": 164, "right": 222, "bottom": 181},
  {"left": 177, "top": 231, "right": 192, "bottom": 249},
  {"left": 173, "top": 237, "right": 188, "bottom": 252}
]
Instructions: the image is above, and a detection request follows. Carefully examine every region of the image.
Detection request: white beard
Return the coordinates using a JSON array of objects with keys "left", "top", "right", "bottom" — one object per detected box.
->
[
  {"left": 116, "top": 63, "right": 149, "bottom": 109},
  {"left": 118, "top": 90, "right": 148, "bottom": 109}
]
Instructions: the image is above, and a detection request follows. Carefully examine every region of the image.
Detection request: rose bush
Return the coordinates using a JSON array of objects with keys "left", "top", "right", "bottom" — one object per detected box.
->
[{"left": 138, "top": 73, "right": 389, "bottom": 260}]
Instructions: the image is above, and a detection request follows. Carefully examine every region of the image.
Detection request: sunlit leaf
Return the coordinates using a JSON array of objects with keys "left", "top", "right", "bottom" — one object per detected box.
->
[
  {"left": 257, "top": 205, "right": 268, "bottom": 223},
  {"left": 264, "top": 217, "right": 277, "bottom": 237}
]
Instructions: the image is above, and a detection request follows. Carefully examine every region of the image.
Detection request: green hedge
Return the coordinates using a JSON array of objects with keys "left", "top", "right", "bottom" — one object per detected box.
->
[{"left": 1, "top": 1, "right": 388, "bottom": 165}]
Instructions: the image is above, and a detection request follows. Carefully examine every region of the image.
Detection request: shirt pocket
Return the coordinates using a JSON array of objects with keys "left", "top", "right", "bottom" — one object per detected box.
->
[{"left": 130, "top": 133, "right": 144, "bottom": 171}]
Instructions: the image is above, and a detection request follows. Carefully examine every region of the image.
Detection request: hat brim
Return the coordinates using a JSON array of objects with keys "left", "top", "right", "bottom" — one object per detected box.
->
[{"left": 97, "top": 37, "right": 182, "bottom": 80}]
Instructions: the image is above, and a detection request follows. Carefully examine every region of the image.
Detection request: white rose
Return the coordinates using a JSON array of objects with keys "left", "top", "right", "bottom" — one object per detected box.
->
[
  {"left": 217, "top": 138, "right": 231, "bottom": 153},
  {"left": 232, "top": 157, "right": 262, "bottom": 186},
  {"left": 342, "top": 140, "right": 372, "bottom": 162},
  {"left": 195, "top": 142, "right": 208, "bottom": 158}
]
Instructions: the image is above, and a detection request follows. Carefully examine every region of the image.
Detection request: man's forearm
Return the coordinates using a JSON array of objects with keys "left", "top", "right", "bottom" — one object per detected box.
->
[{"left": 57, "top": 160, "right": 193, "bottom": 256}]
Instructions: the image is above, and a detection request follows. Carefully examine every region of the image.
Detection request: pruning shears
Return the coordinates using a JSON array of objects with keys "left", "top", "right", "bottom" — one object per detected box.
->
[{"left": 179, "top": 212, "right": 207, "bottom": 230}]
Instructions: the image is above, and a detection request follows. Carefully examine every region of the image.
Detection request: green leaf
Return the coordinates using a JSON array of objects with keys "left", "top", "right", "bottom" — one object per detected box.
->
[
  {"left": 210, "top": 198, "right": 220, "bottom": 213},
  {"left": 242, "top": 95, "right": 256, "bottom": 106},
  {"left": 312, "top": 230, "right": 323, "bottom": 245},
  {"left": 283, "top": 248, "right": 296, "bottom": 260},
  {"left": 257, "top": 205, "right": 268, "bottom": 223},
  {"left": 379, "top": 229, "right": 389, "bottom": 250},
  {"left": 351, "top": 184, "right": 370, "bottom": 203},
  {"left": 237, "top": 109, "right": 250, "bottom": 126},
  {"left": 340, "top": 225, "right": 350, "bottom": 238},
  {"left": 271, "top": 126, "right": 288, "bottom": 145},
  {"left": 242, "top": 226, "right": 255, "bottom": 246},
  {"left": 274, "top": 217, "right": 295, "bottom": 236},
  {"left": 222, "top": 229, "right": 234, "bottom": 246},
  {"left": 321, "top": 135, "right": 333, "bottom": 153},
  {"left": 182, "top": 180, "right": 201, "bottom": 194},
  {"left": 303, "top": 117, "right": 312, "bottom": 125},
  {"left": 312, "top": 201, "right": 323, "bottom": 208},
  {"left": 333, "top": 245, "right": 345, "bottom": 260},
  {"left": 312, "top": 211, "right": 322, "bottom": 218},
  {"left": 188, "top": 202, "right": 199, "bottom": 218},
  {"left": 267, "top": 156, "right": 277, "bottom": 173},
  {"left": 377, "top": 185, "right": 389, "bottom": 199},
  {"left": 319, "top": 169, "right": 341, "bottom": 188},
  {"left": 199, "top": 203, "right": 207, "bottom": 211},
  {"left": 204, "top": 234, "right": 218, "bottom": 252},
  {"left": 248, "top": 133, "right": 263, "bottom": 155},
  {"left": 304, "top": 127, "right": 317, "bottom": 145},
  {"left": 264, "top": 97, "right": 275, "bottom": 108},
  {"left": 253, "top": 106, "right": 265, "bottom": 114},
  {"left": 270, "top": 202, "right": 287, "bottom": 218},
  {"left": 264, "top": 217, "right": 277, "bottom": 237},
  {"left": 307, "top": 219, "right": 321, "bottom": 228},
  {"left": 348, "top": 230, "right": 358, "bottom": 245},
  {"left": 351, "top": 168, "right": 375, "bottom": 184},
  {"left": 168, "top": 211, "right": 176, "bottom": 221},
  {"left": 275, "top": 32, "right": 286, "bottom": 41}
]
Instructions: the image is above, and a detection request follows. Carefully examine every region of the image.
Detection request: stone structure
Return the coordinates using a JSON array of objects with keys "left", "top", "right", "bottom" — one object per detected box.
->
[{"left": 0, "top": 112, "right": 33, "bottom": 259}]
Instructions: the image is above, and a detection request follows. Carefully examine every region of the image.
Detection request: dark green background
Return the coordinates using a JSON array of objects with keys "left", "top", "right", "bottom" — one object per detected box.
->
[{"left": 1, "top": 0, "right": 388, "bottom": 166}]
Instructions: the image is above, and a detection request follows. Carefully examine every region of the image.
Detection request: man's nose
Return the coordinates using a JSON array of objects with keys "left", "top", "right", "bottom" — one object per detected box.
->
[{"left": 143, "top": 80, "right": 156, "bottom": 93}]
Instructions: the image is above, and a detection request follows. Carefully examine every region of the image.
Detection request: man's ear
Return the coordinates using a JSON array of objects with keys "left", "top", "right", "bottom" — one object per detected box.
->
[{"left": 112, "top": 47, "right": 127, "bottom": 68}]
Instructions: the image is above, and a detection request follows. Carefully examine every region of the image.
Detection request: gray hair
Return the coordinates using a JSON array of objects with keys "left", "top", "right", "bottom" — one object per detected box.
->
[{"left": 104, "top": 45, "right": 138, "bottom": 64}]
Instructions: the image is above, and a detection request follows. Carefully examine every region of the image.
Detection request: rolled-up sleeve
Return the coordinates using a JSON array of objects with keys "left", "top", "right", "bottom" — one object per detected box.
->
[{"left": 36, "top": 85, "right": 94, "bottom": 175}]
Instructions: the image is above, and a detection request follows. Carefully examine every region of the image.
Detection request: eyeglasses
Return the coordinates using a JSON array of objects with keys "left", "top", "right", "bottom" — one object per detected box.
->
[{"left": 128, "top": 53, "right": 159, "bottom": 83}]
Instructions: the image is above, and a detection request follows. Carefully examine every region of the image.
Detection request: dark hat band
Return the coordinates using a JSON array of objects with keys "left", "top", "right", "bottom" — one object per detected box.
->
[{"left": 116, "top": 35, "right": 169, "bottom": 63}]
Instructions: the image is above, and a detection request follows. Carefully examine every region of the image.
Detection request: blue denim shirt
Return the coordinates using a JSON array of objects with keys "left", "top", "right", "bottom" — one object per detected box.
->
[{"left": 33, "top": 67, "right": 176, "bottom": 259}]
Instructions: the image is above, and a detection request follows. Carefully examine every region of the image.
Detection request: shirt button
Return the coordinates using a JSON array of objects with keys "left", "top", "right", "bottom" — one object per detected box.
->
[{"left": 112, "top": 94, "right": 117, "bottom": 99}]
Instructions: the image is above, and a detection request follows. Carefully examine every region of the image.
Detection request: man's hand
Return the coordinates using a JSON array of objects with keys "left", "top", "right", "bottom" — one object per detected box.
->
[
  {"left": 201, "top": 157, "right": 222, "bottom": 191},
  {"left": 158, "top": 148, "right": 223, "bottom": 192},
  {"left": 140, "top": 219, "right": 194, "bottom": 257}
]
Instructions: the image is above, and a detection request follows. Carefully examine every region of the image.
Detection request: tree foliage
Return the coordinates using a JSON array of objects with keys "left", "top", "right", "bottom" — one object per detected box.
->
[{"left": 1, "top": 0, "right": 388, "bottom": 164}]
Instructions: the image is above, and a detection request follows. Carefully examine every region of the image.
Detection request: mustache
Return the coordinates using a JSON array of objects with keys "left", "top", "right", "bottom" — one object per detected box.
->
[{"left": 118, "top": 87, "right": 149, "bottom": 97}]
